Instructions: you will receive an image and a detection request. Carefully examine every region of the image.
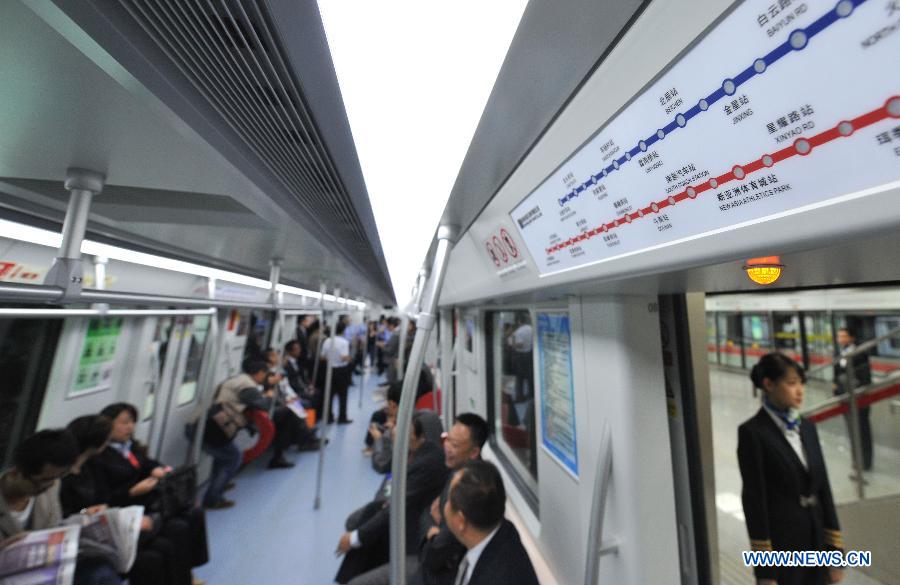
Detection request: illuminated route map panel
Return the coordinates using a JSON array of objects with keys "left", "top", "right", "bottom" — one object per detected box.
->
[{"left": 510, "top": 0, "right": 900, "bottom": 275}]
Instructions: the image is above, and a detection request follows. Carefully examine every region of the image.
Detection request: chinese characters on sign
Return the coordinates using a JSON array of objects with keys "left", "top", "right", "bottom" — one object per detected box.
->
[{"left": 537, "top": 313, "right": 578, "bottom": 477}]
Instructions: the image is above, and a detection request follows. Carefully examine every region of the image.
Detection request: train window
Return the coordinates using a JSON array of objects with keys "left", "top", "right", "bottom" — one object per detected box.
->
[
  {"left": 177, "top": 316, "right": 210, "bottom": 406},
  {"left": 489, "top": 310, "right": 538, "bottom": 498},
  {"left": 243, "top": 311, "right": 272, "bottom": 360},
  {"left": 741, "top": 314, "right": 771, "bottom": 369},
  {"left": 0, "top": 318, "right": 62, "bottom": 466}
]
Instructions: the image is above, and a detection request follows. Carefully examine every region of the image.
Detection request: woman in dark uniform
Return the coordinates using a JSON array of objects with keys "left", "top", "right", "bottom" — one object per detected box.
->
[{"left": 738, "top": 353, "right": 844, "bottom": 585}]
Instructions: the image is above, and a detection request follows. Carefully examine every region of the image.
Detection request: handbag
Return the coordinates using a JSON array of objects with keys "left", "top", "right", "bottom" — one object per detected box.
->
[
  {"left": 208, "top": 401, "right": 247, "bottom": 440},
  {"left": 153, "top": 465, "right": 198, "bottom": 518}
]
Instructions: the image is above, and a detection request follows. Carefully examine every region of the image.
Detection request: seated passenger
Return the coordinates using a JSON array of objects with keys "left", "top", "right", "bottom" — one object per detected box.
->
[
  {"left": 415, "top": 413, "right": 489, "bottom": 585},
  {"left": 94, "top": 403, "right": 209, "bottom": 582},
  {"left": 283, "top": 340, "right": 320, "bottom": 411},
  {"left": 365, "top": 383, "right": 400, "bottom": 458},
  {"left": 263, "top": 348, "right": 319, "bottom": 468},
  {"left": 0, "top": 429, "right": 122, "bottom": 585},
  {"left": 369, "top": 390, "right": 443, "bottom": 475},
  {"left": 61, "top": 415, "right": 193, "bottom": 585},
  {"left": 334, "top": 412, "right": 449, "bottom": 584},
  {"left": 341, "top": 413, "right": 486, "bottom": 585},
  {"left": 443, "top": 460, "right": 539, "bottom": 585}
]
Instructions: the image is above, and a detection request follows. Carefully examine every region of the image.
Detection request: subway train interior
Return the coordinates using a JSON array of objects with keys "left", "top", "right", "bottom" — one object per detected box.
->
[{"left": 1, "top": 1, "right": 898, "bottom": 584}]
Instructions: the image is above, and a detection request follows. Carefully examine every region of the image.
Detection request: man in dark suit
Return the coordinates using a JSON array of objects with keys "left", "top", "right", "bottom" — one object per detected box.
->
[
  {"left": 833, "top": 327, "right": 874, "bottom": 472},
  {"left": 443, "top": 460, "right": 539, "bottom": 585},
  {"left": 415, "top": 413, "right": 489, "bottom": 585},
  {"left": 283, "top": 340, "right": 320, "bottom": 413},
  {"left": 335, "top": 412, "right": 449, "bottom": 583}
]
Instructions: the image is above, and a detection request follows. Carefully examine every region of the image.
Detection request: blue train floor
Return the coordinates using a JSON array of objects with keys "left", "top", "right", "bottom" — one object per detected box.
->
[{"left": 195, "top": 371, "right": 388, "bottom": 585}]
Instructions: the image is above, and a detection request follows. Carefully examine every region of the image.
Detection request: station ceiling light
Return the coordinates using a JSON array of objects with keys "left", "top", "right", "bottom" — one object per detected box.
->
[{"left": 743, "top": 256, "right": 784, "bottom": 285}]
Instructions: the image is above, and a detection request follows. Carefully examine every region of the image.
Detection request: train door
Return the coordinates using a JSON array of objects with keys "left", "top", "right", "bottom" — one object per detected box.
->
[
  {"left": 153, "top": 315, "right": 212, "bottom": 465},
  {"left": 694, "top": 297, "right": 900, "bottom": 585}
]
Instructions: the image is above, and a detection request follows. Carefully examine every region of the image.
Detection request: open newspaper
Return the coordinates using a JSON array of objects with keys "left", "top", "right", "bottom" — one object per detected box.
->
[
  {"left": 64, "top": 505, "right": 143, "bottom": 574},
  {"left": 0, "top": 524, "right": 80, "bottom": 585}
]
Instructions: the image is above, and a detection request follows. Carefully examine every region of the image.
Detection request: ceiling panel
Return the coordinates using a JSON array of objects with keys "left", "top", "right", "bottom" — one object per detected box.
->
[{"left": 0, "top": 0, "right": 394, "bottom": 304}]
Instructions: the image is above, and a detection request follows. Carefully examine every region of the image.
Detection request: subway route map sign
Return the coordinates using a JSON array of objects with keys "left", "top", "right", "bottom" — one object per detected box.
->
[{"left": 511, "top": 0, "right": 900, "bottom": 275}]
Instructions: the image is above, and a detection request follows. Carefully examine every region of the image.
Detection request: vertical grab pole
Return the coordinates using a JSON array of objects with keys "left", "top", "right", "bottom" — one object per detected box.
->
[
  {"left": 439, "top": 309, "right": 453, "bottom": 425},
  {"left": 584, "top": 422, "right": 620, "bottom": 585},
  {"left": 310, "top": 283, "right": 327, "bottom": 400},
  {"left": 397, "top": 314, "right": 409, "bottom": 381},
  {"left": 390, "top": 226, "right": 456, "bottom": 585},
  {"left": 844, "top": 357, "right": 866, "bottom": 499},
  {"left": 314, "top": 308, "right": 337, "bottom": 510}
]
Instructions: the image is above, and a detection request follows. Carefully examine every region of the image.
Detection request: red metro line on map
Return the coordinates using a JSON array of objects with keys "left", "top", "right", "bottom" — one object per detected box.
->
[{"left": 546, "top": 97, "right": 900, "bottom": 255}]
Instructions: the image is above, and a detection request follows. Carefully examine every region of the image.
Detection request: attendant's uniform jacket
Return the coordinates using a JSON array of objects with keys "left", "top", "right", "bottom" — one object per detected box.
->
[{"left": 737, "top": 407, "right": 843, "bottom": 584}]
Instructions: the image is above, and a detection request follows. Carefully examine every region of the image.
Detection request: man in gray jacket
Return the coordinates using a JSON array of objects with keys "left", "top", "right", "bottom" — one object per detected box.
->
[{"left": 0, "top": 429, "right": 121, "bottom": 584}]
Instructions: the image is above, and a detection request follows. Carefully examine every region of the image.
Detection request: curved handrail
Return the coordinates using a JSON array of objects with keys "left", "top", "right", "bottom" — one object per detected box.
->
[{"left": 584, "top": 422, "right": 619, "bottom": 585}]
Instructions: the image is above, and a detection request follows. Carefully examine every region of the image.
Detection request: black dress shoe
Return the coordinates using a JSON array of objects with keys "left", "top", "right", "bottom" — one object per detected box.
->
[
  {"left": 337, "top": 418, "right": 354, "bottom": 425},
  {"left": 268, "top": 457, "right": 295, "bottom": 469},
  {"left": 297, "top": 440, "right": 321, "bottom": 452}
]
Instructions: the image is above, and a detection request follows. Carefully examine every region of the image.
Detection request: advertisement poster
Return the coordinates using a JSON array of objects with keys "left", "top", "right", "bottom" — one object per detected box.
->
[
  {"left": 537, "top": 312, "right": 578, "bottom": 477},
  {"left": 72, "top": 317, "right": 123, "bottom": 395}
]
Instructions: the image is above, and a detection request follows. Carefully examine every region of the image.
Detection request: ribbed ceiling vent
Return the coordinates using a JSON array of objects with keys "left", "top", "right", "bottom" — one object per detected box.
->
[{"left": 115, "top": 0, "right": 379, "bottom": 271}]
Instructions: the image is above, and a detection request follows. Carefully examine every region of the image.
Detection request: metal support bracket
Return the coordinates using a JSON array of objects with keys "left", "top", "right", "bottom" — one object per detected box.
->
[{"left": 44, "top": 168, "right": 105, "bottom": 299}]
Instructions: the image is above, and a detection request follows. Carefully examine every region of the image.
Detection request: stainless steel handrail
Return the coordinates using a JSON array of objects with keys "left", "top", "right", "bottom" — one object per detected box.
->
[
  {"left": 390, "top": 227, "right": 455, "bottom": 585},
  {"left": 800, "top": 371, "right": 900, "bottom": 417},
  {"left": 314, "top": 311, "right": 337, "bottom": 510},
  {"left": 584, "top": 422, "right": 619, "bottom": 585},
  {"left": 804, "top": 325, "right": 900, "bottom": 377},
  {"left": 0, "top": 281, "right": 320, "bottom": 311},
  {"left": 0, "top": 308, "right": 216, "bottom": 317},
  {"left": 312, "top": 309, "right": 353, "bottom": 510}
]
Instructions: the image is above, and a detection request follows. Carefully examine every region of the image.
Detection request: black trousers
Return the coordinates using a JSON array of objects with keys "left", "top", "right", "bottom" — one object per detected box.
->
[
  {"left": 272, "top": 405, "right": 314, "bottom": 457},
  {"left": 329, "top": 366, "right": 352, "bottom": 422},
  {"left": 365, "top": 409, "right": 388, "bottom": 446}
]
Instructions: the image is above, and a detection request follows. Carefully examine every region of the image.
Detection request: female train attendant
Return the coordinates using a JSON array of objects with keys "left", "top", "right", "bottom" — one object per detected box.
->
[{"left": 738, "top": 353, "right": 844, "bottom": 585}]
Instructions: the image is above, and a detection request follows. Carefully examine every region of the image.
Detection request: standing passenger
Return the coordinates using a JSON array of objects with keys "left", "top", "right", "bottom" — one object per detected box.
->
[
  {"left": 738, "top": 352, "right": 844, "bottom": 585},
  {"left": 322, "top": 320, "right": 353, "bottom": 424}
]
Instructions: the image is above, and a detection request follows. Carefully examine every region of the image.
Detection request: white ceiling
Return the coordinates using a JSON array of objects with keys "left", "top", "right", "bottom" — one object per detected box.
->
[{"left": 0, "top": 0, "right": 393, "bottom": 304}]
